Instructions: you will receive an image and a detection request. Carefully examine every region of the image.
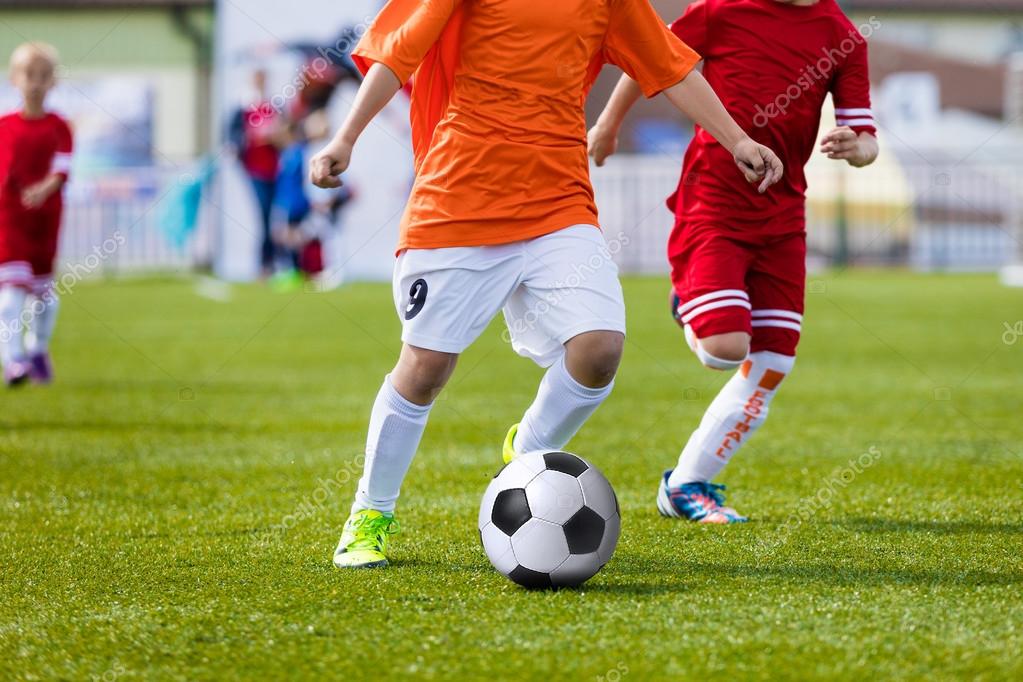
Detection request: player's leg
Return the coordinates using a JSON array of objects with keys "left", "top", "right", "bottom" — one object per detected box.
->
[
  {"left": 24, "top": 278, "right": 59, "bottom": 384},
  {"left": 659, "top": 229, "right": 758, "bottom": 522},
  {"left": 502, "top": 225, "right": 626, "bottom": 459},
  {"left": 22, "top": 215, "right": 62, "bottom": 383},
  {"left": 0, "top": 261, "right": 33, "bottom": 387},
  {"left": 335, "top": 244, "right": 523, "bottom": 568},
  {"left": 660, "top": 233, "right": 805, "bottom": 523}
]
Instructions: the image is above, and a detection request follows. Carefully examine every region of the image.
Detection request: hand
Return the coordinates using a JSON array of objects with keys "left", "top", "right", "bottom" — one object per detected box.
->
[
  {"left": 21, "top": 179, "right": 57, "bottom": 209},
  {"left": 820, "top": 126, "right": 865, "bottom": 164},
  {"left": 587, "top": 123, "right": 619, "bottom": 167},
  {"left": 732, "top": 138, "right": 784, "bottom": 193},
  {"left": 309, "top": 139, "right": 353, "bottom": 189}
]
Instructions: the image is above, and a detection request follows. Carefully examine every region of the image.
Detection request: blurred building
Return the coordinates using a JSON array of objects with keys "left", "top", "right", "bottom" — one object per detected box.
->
[
  {"left": 0, "top": 0, "right": 213, "bottom": 163},
  {"left": 588, "top": 0, "right": 1023, "bottom": 147}
]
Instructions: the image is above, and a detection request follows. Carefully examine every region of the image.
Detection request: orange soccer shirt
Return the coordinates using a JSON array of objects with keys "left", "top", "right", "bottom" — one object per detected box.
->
[{"left": 353, "top": 0, "right": 700, "bottom": 251}]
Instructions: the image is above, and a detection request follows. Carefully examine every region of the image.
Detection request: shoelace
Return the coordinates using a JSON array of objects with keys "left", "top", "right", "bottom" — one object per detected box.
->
[{"left": 346, "top": 515, "right": 400, "bottom": 551}]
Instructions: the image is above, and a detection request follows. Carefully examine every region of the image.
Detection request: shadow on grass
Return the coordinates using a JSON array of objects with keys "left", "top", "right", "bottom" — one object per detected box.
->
[
  {"left": 679, "top": 560, "right": 1023, "bottom": 588},
  {"left": 835, "top": 517, "right": 1023, "bottom": 535}
]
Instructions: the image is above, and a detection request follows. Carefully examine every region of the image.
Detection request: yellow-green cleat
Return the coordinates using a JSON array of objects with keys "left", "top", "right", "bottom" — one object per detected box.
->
[
  {"left": 333, "top": 509, "right": 400, "bottom": 569},
  {"left": 502, "top": 423, "right": 520, "bottom": 464}
]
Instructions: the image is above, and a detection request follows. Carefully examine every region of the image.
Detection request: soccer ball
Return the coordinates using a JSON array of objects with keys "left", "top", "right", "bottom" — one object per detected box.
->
[{"left": 478, "top": 451, "right": 620, "bottom": 589}]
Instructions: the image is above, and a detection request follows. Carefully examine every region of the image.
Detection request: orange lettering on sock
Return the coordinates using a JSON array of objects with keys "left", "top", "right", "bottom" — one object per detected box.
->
[
  {"left": 759, "top": 370, "right": 785, "bottom": 390},
  {"left": 739, "top": 360, "right": 752, "bottom": 378}
]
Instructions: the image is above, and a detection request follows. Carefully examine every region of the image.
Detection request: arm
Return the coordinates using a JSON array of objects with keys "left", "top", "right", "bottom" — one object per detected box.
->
[
  {"left": 826, "top": 33, "right": 876, "bottom": 169},
  {"left": 820, "top": 128, "right": 878, "bottom": 168},
  {"left": 589, "top": 0, "right": 709, "bottom": 165},
  {"left": 22, "top": 120, "right": 72, "bottom": 209},
  {"left": 588, "top": 75, "right": 642, "bottom": 167},
  {"left": 663, "top": 72, "right": 783, "bottom": 194},
  {"left": 590, "top": 71, "right": 783, "bottom": 193},
  {"left": 309, "top": 63, "right": 402, "bottom": 188},
  {"left": 21, "top": 174, "right": 66, "bottom": 209}
]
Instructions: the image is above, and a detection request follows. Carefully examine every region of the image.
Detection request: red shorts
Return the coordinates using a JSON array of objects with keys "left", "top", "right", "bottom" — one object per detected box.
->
[
  {"left": 0, "top": 206, "right": 62, "bottom": 293},
  {"left": 669, "top": 222, "right": 806, "bottom": 356}
]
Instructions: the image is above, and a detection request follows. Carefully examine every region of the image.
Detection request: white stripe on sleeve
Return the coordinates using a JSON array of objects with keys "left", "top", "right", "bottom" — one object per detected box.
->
[
  {"left": 51, "top": 153, "right": 72, "bottom": 174},
  {"left": 837, "top": 117, "right": 875, "bottom": 127}
]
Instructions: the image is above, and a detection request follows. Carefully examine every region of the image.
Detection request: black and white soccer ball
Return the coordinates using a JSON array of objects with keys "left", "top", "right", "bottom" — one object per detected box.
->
[{"left": 479, "top": 451, "right": 620, "bottom": 589}]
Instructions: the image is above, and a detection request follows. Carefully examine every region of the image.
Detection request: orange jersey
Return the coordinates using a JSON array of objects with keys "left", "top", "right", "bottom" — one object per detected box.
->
[{"left": 354, "top": 0, "right": 700, "bottom": 251}]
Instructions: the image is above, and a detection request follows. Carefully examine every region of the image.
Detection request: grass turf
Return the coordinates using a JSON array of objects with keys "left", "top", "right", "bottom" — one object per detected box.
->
[{"left": 1, "top": 271, "right": 1021, "bottom": 681}]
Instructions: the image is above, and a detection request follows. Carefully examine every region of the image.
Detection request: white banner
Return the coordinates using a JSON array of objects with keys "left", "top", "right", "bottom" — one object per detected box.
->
[{"left": 213, "top": 0, "right": 411, "bottom": 282}]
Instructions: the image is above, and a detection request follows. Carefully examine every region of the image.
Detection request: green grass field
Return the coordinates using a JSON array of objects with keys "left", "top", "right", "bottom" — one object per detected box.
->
[{"left": 2, "top": 271, "right": 1022, "bottom": 681}]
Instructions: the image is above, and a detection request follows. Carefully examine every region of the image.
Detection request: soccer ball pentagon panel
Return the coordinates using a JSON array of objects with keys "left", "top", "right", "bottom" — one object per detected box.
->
[{"left": 479, "top": 451, "right": 620, "bottom": 589}]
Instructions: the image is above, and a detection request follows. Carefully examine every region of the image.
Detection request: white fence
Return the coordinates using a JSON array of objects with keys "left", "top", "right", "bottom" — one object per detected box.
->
[
  {"left": 58, "top": 167, "right": 216, "bottom": 276},
  {"left": 591, "top": 152, "right": 1023, "bottom": 274},
  {"left": 56, "top": 151, "right": 1023, "bottom": 278}
]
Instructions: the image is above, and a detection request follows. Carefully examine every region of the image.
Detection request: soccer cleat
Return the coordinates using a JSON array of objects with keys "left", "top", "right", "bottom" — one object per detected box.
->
[
  {"left": 656, "top": 470, "right": 748, "bottom": 524},
  {"left": 333, "top": 509, "right": 400, "bottom": 569},
  {"left": 3, "top": 359, "right": 31, "bottom": 388},
  {"left": 502, "top": 423, "right": 519, "bottom": 464},
  {"left": 28, "top": 352, "right": 53, "bottom": 384}
]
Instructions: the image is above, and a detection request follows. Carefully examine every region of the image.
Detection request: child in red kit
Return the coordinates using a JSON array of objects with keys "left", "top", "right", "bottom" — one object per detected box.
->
[
  {"left": 590, "top": 0, "right": 878, "bottom": 522},
  {"left": 0, "top": 42, "right": 73, "bottom": 386}
]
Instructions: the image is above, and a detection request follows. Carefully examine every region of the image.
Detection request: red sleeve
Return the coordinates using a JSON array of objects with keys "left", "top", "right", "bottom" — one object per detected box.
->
[
  {"left": 830, "top": 37, "right": 876, "bottom": 137},
  {"left": 603, "top": 0, "right": 702, "bottom": 98},
  {"left": 669, "top": 0, "right": 711, "bottom": 57},
  {"left": 52, "top": 116, "right": 73, "bottom": 180}
]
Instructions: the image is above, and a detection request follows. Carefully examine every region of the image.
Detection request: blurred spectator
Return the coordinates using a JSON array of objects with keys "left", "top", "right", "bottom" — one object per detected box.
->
[
  {"left": 270, "top": 110, "right": 353, "bottom": 291},
  {"left": 229, "top": 69, "right": 282, "bottom": 278}
]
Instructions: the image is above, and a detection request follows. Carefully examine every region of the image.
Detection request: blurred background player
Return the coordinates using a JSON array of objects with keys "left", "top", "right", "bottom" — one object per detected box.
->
[
  {"left": 312, "top": 0, "right": 783, "bottom": 569},
  {"left": 589, "top": 0, "right": 879, "bottom": 523},
  {"left": 272, "top": 111, "right": 354, "bottom": 291},
  {"left": 229, "top": 69, "right": 283, "bottom": 279},
  {"left": 0, "top": 42, "right": 72, "bottom": 387}
]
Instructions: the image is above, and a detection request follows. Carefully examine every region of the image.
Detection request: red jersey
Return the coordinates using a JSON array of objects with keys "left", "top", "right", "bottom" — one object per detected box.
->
[
  {"left": 239, "top": 103, "right": 280, "bottom": 182},
  {"left": 0, "top": 111, "right": 73, "bottom": 214},
  {"left": 667, "top": 0, "right": 876, "bottom": 231}
]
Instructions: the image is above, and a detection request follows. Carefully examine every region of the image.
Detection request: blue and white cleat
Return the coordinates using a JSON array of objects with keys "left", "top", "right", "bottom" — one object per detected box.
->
[{"left": 656, "top": 470, "right": 748, "bottom": 524}]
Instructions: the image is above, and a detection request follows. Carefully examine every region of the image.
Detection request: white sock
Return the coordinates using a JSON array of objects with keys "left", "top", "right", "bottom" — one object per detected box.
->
[
  {"left": 668, "top": 351, "right": 796, "bottom": 486},
  {"left": 0, "top": 285, "right": 27, "bottom": 365},
  {"left": 351, "top": 375, "right": 433, "bottom": 515},
  {"left": 513, "top": 356, "right": 614, "bottom": 454},
  {"left": 25, "top": 292, "right": 59, "bottom": 354}
]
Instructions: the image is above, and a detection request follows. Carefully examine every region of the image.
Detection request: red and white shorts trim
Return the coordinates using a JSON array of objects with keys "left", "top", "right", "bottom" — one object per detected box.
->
[
  {"left": 676, "top": 289, "right": 751, "bottom": 327},
  {"left": 0, "top": 261, "right": 54, "bottom": 296},
  {"left": 0, "top": 261, "right": 33, "bottom": 288},
  {"left": 751, "top": 309, "right": 802, "bottom": 334},
  {"left": 670, "top": 230, "right": 806, "bottom": 356}
]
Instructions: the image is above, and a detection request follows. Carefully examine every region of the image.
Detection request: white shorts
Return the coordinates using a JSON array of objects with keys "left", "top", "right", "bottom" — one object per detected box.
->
[{"left": 392, "top": 225, "right": 626, "bottom": 367}]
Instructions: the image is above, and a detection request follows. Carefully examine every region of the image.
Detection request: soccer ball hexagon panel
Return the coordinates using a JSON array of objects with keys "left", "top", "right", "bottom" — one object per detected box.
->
[{"left": 479, "top": 451, "right": 620, "bottom": 589}]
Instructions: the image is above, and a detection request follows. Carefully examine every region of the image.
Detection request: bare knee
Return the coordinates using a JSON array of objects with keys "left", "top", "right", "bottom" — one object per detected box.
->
[
  {"left": 564, "top": 331, "right": 624, "bottom": 388},
  {"left": 390, "top": 344, "right": 458, "bottom": 405},
  {"left": 698, "top": 332, "right": 750, "bottom": 366}
]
